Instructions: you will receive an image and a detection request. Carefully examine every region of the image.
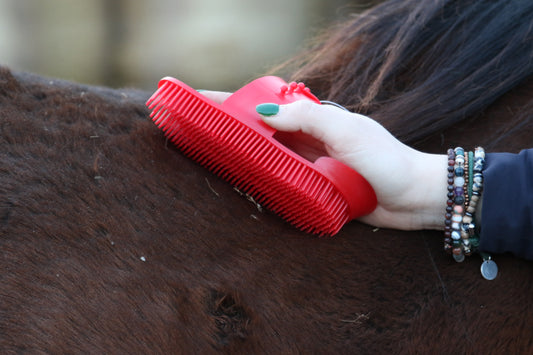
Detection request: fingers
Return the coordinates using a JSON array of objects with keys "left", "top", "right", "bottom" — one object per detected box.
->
[
  {"left": 197, "top": 90, "right": 232, "bottom": 104},
  {"left": 257, "top": 100, "right": 365, "bottom": 147}
]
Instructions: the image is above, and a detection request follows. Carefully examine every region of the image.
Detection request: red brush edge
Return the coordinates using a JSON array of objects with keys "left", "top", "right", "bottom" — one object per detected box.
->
[{"left": 146, "top": 76, "right": 377, "bottom": 236}]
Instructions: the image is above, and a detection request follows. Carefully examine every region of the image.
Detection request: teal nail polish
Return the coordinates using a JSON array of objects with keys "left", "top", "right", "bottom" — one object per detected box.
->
[
  {"left": 256, "top": 103, "right": 279, "bottom": 117},
  {"left": 196, "top": 89, "right": 206, "bottom": 92}
]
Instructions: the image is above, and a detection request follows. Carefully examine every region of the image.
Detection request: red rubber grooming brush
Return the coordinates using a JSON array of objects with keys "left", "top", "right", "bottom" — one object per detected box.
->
[{"left": 146, "top": 76, "right": 377, "bottom": 236}]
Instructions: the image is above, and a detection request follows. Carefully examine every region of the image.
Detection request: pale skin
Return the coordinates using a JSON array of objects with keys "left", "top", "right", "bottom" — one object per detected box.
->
[{"left": 201, "top": 90, "right": 462, "bottom": 231}]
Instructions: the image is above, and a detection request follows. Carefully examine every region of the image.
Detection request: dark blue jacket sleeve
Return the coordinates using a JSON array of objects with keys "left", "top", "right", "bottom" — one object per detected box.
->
[{"left": 480, "top": 149, "right": 533, "bottom": 259}]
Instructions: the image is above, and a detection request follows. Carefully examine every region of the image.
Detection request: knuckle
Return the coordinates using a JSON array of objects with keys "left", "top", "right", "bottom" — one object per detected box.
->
[{"left": 287, "top": 99, "right": 325, "bottom": 121}]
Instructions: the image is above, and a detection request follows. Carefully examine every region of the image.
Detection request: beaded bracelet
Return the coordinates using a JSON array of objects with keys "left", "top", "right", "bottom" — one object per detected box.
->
[
  {"left": 452, "top": 147, "right": 466, "bottom": 262},
  {"left": 463, "top": 152, "right": 470, "bottom": 208},
  {"left": 443, "top": 146, "right": 498, "bottom": 280},
  {"left": 444, "top": 148, "right": 455, "bottom": 254}
]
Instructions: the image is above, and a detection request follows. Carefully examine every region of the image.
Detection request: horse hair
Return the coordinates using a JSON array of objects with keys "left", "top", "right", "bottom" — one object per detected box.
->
[
  {"left": 274, "top": 0, "right": 533, "bottom": 146},
  {"left": 2, "top": 0, "right": 533, "bottom": 353}
]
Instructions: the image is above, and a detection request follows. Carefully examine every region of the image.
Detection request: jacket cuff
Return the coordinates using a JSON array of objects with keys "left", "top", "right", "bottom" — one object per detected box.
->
[{"left": 480, "top": 150, "right": 533, "bottom": 259}]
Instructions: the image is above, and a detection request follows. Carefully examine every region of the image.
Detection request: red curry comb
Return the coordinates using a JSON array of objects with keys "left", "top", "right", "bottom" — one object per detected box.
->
[{"left": 146, "top": 76, "right": 377, "bottom": 236}]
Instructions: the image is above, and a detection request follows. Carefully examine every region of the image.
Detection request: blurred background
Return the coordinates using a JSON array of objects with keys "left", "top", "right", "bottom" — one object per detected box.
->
[{"left": 0, "top": 0, "right": 378, "bottom": 91}]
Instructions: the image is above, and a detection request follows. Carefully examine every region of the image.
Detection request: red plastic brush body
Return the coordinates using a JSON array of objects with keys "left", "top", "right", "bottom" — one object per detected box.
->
[{"left": 147, "top": 76, "right": 377, "bottom": 236}]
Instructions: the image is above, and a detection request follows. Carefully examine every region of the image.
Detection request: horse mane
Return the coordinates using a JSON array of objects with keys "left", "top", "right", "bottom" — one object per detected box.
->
[{"left": 274, "top": 0, "right": 533, "bottom": 146}]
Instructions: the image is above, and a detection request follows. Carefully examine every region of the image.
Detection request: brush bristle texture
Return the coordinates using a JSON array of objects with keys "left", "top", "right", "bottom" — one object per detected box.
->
[{"left": 147, "top": 81, "right": 350, "bottom": 236}]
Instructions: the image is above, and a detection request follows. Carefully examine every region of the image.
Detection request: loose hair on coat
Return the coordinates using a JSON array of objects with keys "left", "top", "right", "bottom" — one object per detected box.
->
[{"left": 1, "top": 0, "right": 533, "bottom": 353}]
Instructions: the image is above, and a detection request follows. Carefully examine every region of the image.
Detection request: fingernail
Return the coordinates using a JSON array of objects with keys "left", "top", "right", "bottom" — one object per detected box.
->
[
  {"left": 196, "top": 89, "right": 206, "bottom": 92},
  {"left": 256, "top": 103, "right": 279, "bottom": 117}
]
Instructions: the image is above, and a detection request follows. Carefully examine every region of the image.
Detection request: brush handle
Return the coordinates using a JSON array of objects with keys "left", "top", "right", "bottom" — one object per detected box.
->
[
  {"left": 223, "top": 76, "right": 320, "bottom": 134},
  {"left": 221, "top": 76, "right": 377, "bottom": 219}
]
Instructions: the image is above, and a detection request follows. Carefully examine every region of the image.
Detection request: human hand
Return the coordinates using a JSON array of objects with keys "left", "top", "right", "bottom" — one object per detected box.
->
[
  {"left": 257, "top": 100, "right": 449, "bottom": 230},
  {"left": 200, "top": 91, "right": 447, "bottom": 231}
]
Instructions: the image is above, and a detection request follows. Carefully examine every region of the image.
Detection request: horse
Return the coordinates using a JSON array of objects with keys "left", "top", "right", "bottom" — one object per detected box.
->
[{"left": 2, "top": 0, "right": 533, "bottom": 353}]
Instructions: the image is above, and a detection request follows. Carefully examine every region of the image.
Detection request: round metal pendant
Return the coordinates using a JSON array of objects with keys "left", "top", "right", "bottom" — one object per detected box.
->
[{"left": 480, "top": 260, "right": 498, "bottom": 280}]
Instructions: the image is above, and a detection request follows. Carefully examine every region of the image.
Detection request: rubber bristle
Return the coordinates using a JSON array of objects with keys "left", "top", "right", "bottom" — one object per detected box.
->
[{"left": 147, "top": 79, "right": 351, "bottom": 236}]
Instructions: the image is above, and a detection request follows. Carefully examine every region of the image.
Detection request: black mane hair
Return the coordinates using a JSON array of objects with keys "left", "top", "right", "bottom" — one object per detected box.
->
[{"left": 276, "top": 0, "right": 533, "bottom": 145}]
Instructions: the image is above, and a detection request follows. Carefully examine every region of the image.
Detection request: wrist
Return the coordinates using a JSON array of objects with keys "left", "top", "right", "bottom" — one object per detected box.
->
[
  {"left": 357, "top": 149, "right": 448, "bottom": 231},
  {"left": 407, "top": 152, "right": 448, "bottom": 230}
]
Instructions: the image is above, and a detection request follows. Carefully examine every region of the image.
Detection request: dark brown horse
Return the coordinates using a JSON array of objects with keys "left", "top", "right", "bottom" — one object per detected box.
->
[{"left": 2, "top": 0, "right": 533, "bottom": 353}]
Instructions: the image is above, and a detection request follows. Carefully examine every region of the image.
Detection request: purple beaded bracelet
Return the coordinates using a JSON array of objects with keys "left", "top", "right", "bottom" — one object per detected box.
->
[{"left": 451, "top": 147, "right": 466, "bottom": 262}]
